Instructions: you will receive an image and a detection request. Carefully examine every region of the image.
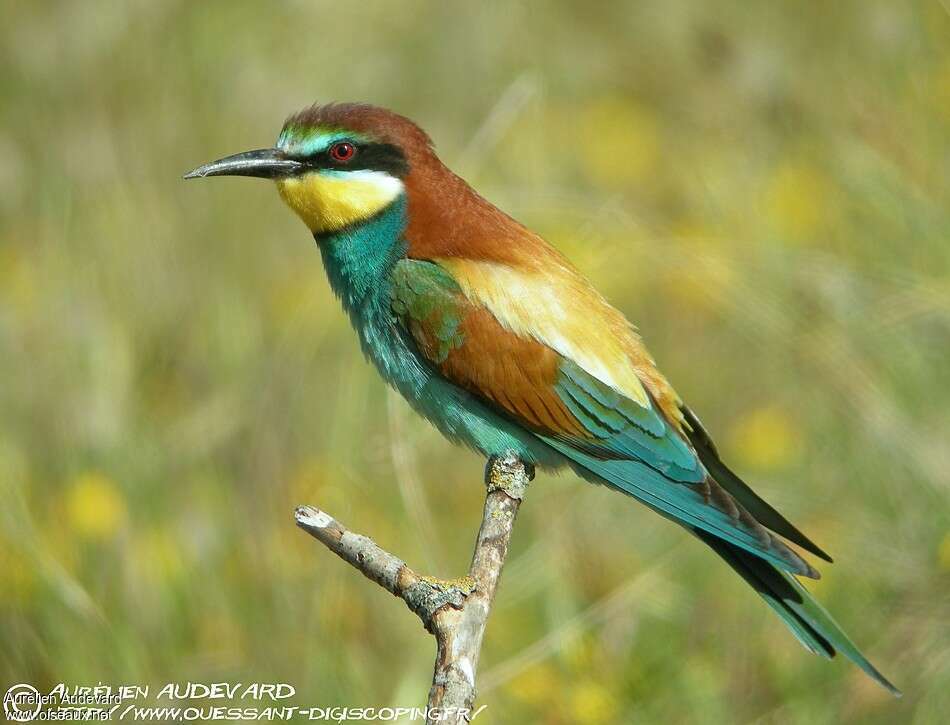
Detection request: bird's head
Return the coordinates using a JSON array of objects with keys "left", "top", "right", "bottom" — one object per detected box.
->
[{"left": 185, "top": 103, "right": 434, "bottom": 235}]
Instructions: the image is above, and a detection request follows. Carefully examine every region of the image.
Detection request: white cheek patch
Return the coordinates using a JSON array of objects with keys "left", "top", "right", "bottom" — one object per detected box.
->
[{"left": 336, "top": 169, "right": 404, "bottom": 194}]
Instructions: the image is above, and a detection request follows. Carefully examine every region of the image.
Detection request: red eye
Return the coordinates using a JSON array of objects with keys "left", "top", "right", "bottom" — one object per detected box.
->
[{"left": 329, "top": 142, "right": 356, "bottom": 163}]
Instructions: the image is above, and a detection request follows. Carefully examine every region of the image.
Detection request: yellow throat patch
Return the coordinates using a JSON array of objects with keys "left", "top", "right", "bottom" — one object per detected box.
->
[{"left": 276, "top": 170, "right": 403, "bottom": 235}]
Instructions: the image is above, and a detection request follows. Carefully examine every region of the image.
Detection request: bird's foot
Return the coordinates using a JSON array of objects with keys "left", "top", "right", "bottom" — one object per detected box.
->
[{"left": 485, "top": 451, "right": 534, "bottom": 499}]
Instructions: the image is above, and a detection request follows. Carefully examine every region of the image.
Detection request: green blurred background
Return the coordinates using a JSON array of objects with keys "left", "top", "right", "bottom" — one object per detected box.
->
[{"left": 2, "top": 1, "right": 949, "bottom": 722}]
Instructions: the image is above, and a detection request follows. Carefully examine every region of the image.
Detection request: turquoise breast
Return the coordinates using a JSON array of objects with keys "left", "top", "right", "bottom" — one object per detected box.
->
[{"left": 314, "top": 196, "right": 561, "bottom": 467}]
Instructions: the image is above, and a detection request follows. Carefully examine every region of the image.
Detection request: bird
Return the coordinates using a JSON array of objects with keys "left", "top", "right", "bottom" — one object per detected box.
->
[{"left": 184, "top": 102, "right": 899, "bottom": 695}]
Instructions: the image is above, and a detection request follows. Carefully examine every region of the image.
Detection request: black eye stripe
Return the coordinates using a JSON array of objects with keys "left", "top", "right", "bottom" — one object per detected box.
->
[{"left": 299, "top": 141, "right": 409, "bottom": 178}]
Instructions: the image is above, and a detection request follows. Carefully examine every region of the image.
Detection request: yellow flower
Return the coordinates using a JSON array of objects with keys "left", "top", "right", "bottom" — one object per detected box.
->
[
  {"left": 764, "top": 162, "right": 836, "bottom": 240},
  {"left": 561, "top": 634, "right": 596, "bottom": 671},
  {"left": 0, "top": 245, "right": 36, "bottom": 316},
  {"left": 132, "top": 527, "right": 184, "bottom": 583},
  {"left": 727, "top": 406, "right": 803, "bottom": 471},
  {"left": 577, "top": 97, "right": 659, "bottom": 188},
  {"left": 568, "top": 680, "right": 619, "bottom": 725},
  {"left": 937, "top": 531, "right": 950, "bottom": 572},
  {"left": 507, "top": 664, "right": 562, "bottom": 707},
  {"left": 933, "top": 59, "right": 950, "bottom": 122},
  {"left": 0, "top": 541, "right": 35, "bottom": 604},
  {"left": 65, "top": 472, "right": 127, "bottom": 540},
  {"left": 669, "top": 219, "right": 712, "bottom": 243}
]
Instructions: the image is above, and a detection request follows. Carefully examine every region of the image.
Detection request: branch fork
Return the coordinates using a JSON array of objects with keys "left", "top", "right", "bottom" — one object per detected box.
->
[{"left": 294, "top": 451, "right": 533, "bottom": 724}]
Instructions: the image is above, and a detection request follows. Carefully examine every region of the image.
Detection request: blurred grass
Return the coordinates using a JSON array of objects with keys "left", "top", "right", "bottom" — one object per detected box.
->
[{"left": 1, "top": 1, "right": 949, "bottom": 722}]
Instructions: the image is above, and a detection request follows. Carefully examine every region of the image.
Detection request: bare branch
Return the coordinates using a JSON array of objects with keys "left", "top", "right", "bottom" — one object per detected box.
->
[{"left": 295, "top": 451, "right": 532, "bottom": 724}]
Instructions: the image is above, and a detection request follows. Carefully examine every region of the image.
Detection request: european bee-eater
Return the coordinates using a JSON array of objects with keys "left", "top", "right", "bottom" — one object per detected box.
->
[{"left": 185, "top": 103, "right": 898, "bottom": 695}]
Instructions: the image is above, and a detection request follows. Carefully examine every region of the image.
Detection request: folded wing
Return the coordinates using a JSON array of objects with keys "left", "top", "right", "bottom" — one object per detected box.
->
[{"left": 390, "top": 258, "right": 819, "bottom": 578}]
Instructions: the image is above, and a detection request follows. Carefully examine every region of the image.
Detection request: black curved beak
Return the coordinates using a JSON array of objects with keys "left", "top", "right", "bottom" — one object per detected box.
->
[{"left": 183, "top": 148, "right": 305, "bottom": 180}]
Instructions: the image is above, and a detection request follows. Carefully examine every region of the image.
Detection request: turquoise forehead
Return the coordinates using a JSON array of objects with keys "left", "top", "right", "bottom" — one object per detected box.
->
[{"left": 276, "top": 125, "right": 373, "bottom": 156}]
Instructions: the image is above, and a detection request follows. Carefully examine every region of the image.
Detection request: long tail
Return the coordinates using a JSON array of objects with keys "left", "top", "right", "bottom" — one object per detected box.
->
[{"left": 695, "top": 529, "right": 901, "bottom": 696}]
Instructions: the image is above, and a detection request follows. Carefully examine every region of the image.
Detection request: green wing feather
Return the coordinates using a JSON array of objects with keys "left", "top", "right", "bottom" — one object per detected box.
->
[
  {"left": 390, "top": 259, "right": 465, "bottom": 363},
  {"left": 546, "top": 359, "right": 816, "bottom": 578},
  {"left": 555, "top": 359, "right": 701, "bottom": 482}
]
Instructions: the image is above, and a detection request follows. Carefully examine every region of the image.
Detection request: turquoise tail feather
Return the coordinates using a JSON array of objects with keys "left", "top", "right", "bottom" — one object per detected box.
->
[
  {"left": 546, "top": 441, "right": 820, "bottom": 578},
  {"left": 545, "top": 441, "right": 900, "bottom": 695},
  {"left": 695, "top": 530, "right": 901, "bottom": 696}
]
